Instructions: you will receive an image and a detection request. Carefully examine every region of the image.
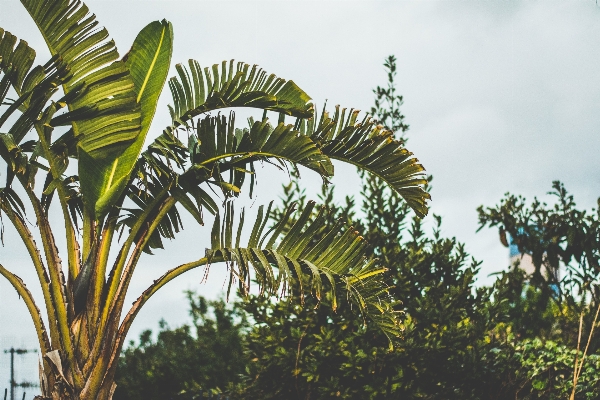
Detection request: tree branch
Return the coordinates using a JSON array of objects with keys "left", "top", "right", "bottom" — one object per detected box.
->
[
  {"left": 86, "top": 187, "right": 170, "bottom": 367},
  {"left": 89, "top": 214, "right": 117, "bottom": 330},
  {"left": 27, "top": 190, "right": 83, "bottom": 387},
  {"left": 0, "top": 200, "right": 58, "bottom": 347},
  {"left": 34, "top": 122, "right": 80, "bottom": 282},
  {"left": 102, "top": 186, "right": 171, "bottom": 320}
]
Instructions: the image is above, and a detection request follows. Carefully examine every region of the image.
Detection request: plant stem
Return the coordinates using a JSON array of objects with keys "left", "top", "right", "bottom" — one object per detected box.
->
[
  {"left": 0, "top": 263, "right": 50, "bottom": 354},
  {"left": 571, "top": 304, "right": 600, "bottom": 400},
  {"left": 0, "top": 201, "right": 58, "bottom": 348}
]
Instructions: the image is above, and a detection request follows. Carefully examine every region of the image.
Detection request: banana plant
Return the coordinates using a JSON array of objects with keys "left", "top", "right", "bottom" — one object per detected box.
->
[{"left": 0, "top": 1, "right": 430, "bottom": 399}]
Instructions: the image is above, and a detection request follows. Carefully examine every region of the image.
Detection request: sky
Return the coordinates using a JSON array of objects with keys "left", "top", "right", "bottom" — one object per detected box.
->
[{"left": 0, "top": 0, "right": 600, "bottom": 394}]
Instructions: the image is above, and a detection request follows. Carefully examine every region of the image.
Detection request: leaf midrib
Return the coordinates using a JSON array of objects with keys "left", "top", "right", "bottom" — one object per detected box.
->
[{"left": 137, "top": 25, "right": 166, "bottom": 103}]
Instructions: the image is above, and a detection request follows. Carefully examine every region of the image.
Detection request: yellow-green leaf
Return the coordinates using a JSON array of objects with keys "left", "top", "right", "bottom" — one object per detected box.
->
[{"left": 84, "top": 19, "right": 173, "bottom": 218}]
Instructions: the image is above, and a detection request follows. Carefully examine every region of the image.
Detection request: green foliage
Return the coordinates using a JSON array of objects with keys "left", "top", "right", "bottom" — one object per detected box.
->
[
  {"left": 491, "top": 267, "right": 559, "bottom": 341},
  {"left": 237, "top": 56, "right": 501, "bottom": 399},
  {"left": 477, "top": 182, "right": 600, "bottom": 399},
  {"left": 168, "top": 60, "right": 314, "bottom": 126},
  {"left": 514, "top": 339, "right": 600, "bottom": 399},
  {"left": 478, "top": 181, "right": 600, "bottom": 300},
  {"left": 239, "top": 177, "right": 502, "bottom": 399},
  {"left": 1, "top": 2, "right": 431, "bottom": 398},
  {"left": 111, "top": 55, "right": 600, "bottom": 399},
  {"left": 114, "top": 292, "right": 249, "bottom": 400},
  {"left": 236, "top": 56, "right": 600, "bottom": 399},
  {"left": 479, "top": 182, "right": 600, "bottom": 349},
  {"left": 207, "top": 198, "right": 400, "bottom": 338},
  {"left": 483, "top": 337, "right": 600, "bottom": 400}
]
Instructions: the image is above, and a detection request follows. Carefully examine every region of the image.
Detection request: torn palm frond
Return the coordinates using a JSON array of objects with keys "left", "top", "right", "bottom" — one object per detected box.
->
[
  {"left": 207, "top": 200, "right": 402, "bottom": 339},
  {"left": 299, "top": 105, "right": 430, "bottom": 217}
]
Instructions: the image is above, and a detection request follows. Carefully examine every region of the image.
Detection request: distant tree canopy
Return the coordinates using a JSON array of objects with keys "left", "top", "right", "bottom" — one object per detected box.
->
[
  {"left": 479, "top": 181, "right": 600, "bottom": 347},
  {"left": 114, "top": 293, "right": 249, "bottom": 400}
]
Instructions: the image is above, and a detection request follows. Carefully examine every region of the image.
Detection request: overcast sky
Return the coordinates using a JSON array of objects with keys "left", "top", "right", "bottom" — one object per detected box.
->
[{"left": 1, "top": 0, "right": 600, "bottom": 392}]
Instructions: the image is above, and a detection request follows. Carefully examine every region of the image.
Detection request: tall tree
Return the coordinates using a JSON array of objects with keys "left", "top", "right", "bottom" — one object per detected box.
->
[
  {"left": 0, "top": 3, "right": 430, "bottom": 399},
  {"left": 239, "top": 56, "right": 502, "bottom": 400}
]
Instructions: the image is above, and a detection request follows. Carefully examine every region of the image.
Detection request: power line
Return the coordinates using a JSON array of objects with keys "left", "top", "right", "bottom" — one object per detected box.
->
[{"left": 3, "top": 348, "right": 37, "bottom": 400}]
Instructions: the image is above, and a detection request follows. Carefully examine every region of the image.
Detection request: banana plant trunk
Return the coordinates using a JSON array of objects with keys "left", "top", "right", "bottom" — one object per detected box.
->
[{"left": 32, "top": 271, "right": 132, "bottom": 400}]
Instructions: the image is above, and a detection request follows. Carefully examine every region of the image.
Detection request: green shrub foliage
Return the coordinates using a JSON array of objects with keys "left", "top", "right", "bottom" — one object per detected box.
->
[
  {"left": 114, "top": 293, "right": 249, "bottom": 399},
  {"left": 240, "top": 180, "right": 502, "bottom": 399}
]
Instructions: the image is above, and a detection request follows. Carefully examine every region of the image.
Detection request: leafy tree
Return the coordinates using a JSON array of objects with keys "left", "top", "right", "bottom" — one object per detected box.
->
[
  {"left": 478, "top": 182, "right": 600, "bottom": 347},
  {"left": 477, "top": 182, "right": 600, "bottom": 399},
  {"left": 370, "top": 55, "right": 409, "bottom": 140},
  {"left": 239, "top": 56, "right": 504, "bottom": 400},
  {"left": 240, "top": 195, "right": 501, "bottom": 399},
  {"left": 114, "top": 292, "right": 248, "bottom": 400},
  {"left": 0, "top": 2, "right": 430, "bottom": 399}
]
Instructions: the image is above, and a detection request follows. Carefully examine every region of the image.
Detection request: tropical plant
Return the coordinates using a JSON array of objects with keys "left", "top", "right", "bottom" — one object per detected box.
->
[{"left": 0, "top": 1, "right": 430, "bottom": 399}]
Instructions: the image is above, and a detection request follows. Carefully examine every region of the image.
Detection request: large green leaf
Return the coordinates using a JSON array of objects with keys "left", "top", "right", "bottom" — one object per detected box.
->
[
  {"left": 20, "top": 0, "right": 141, "bottom": 151},
  {"left": 167, "top": 59, "right": 313, "bottom": 131},
  {"left": 208, "top": 201, "right": 401, "bottom": 338},
  {"left": 125, "top": 20, "right": 173, "bottom": 143},
  {"left": 304, "top": 106, "right": 430, "bottom": 217},
  {"left": 80, "top": 19, "right": 173, "bottom": 218},
  {"left": 19, "top": 0, "right": 143, "bottom": 217}
]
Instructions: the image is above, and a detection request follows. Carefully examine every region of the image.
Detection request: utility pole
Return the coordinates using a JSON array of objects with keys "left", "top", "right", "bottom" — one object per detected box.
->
[{"left": 3, "top": 348, "right": 37, "bottom": 400}]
